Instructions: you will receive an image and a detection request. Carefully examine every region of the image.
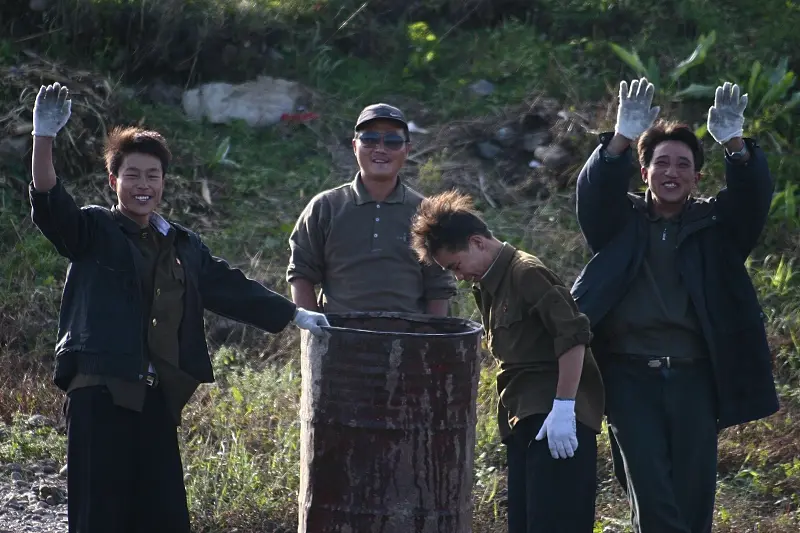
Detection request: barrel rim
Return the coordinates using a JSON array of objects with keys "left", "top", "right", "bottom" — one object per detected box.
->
[{"left": 321, "top": 311, "right": 484, "bottom": 338}]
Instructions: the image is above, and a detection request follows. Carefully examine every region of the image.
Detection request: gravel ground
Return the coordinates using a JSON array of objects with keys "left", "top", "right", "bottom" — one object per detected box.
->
[{"left": 0, "top": 460, "right": 68, "bottom": 533}]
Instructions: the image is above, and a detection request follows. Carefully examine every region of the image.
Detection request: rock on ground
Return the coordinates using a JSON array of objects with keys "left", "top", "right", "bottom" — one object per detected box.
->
[
  {"left": 182, "top": 76, "right": 302, "bottom": 128},
  {"left": 0, "top": 461, "right": 68, "bottom": 533}
]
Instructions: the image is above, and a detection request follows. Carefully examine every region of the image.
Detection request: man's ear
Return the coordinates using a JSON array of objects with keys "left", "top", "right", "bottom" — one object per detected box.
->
[
  {"left": 470, "top": 234, "right": 484, "bottom": 250},
  {"left": 108, "top": 174, "right": 117, "bottom": 190},
  {"left": 640, "top": 166, "right": 648, "bottom": 183},
  {"left": 695, "top": 171, "right": 702, "bottom": 184}
]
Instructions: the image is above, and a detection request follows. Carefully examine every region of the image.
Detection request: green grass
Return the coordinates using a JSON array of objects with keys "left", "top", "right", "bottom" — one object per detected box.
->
[
  {"left": 181, "top": 357, "right": 304, "bottom": 528},
  {"left": 1, "top": 0, "right": 800, "bottom": 531},
  {"left": 0, "top": 415, "right": 66, "bottom": 464}
]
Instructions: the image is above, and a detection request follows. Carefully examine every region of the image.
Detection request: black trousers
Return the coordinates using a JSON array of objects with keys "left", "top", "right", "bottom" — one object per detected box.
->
[
  {"left": 603, "top": 359, "right": 718, "bottom": 533},
  {"left": 65, "top": 385, "right": 191, "bottom": 533},
  {"left": 506, "top": 413, "right": 598, "bottom": 533}
]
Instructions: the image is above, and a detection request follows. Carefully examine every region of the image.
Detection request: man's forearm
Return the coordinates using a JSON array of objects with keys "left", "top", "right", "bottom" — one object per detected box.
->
[
  {"left": 605, "top": 132, "right": 632, "bottom": 157},
  {"left": 555, "top": 344, "right": 585, "bottom": 399},
  {"left": 290, "top": 278, "right": 319, "bottom": 312},
  {"left": 32, "top": 136, "right": 57, "bottom": 192},
  {"left": 425, "top": 299, "right": 449, "bottom": 316}
]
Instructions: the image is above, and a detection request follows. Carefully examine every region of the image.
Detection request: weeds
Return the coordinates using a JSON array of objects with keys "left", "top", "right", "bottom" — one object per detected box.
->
[
  {"left": 182, "top": 360, "right": 303, "bottom": 529},
  {"left": 0, "top": 415, "right": 65, "bottom": 464},
  {"left": 609, "top": 31, "right": 718, "bottom": 99}
]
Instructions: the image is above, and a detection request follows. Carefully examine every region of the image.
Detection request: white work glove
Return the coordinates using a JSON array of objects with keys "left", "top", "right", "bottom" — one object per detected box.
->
[
  {"left": 32, "top": 82, "right": 72, "bottom": 138},
  {"left": 707, "top": 81, "right": 748, "bottom": 144},
  {"left": 293, "top": 308, "right": 330, "bottom": 336},
  {"left": 615, "top": 77, "right": 660, "bottom": 141},
  {"left": 535, "top": 398, "right": 578, "bottom": 459}
]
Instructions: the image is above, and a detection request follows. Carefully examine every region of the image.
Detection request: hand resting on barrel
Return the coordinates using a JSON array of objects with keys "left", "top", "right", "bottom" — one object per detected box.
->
[{"left": 293, "top": 308, "right": 330, "bottom": 336}]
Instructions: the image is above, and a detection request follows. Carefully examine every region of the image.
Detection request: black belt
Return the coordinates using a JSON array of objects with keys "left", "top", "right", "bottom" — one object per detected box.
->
[{"left": 609, "top": 354, "right": 704, "bottom": 369}]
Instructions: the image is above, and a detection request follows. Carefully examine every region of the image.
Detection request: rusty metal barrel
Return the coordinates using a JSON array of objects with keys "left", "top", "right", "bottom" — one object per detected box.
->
[{"left": 298, "top": 311, "right": 484, "bottom": 533}]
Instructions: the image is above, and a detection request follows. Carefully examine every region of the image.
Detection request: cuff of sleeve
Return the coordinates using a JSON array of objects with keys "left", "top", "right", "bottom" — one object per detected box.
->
[
  {"left": 554, "top": 329, "right": 593, "bottom": 358},
  {"left": 724, "top": 137, "right": 759, "bottom": 166},
  {"left": 29, "top": 176, "right": 63, "bottom": 198},
  {"left": 597, "top": 131, "right": 633, "bottom": 164},
  {"left": 598, "top": 131, "right": 615, "bottom": 144},
  {"left": 29, "top": 178, "right": 66, "bottom": 220},
  {"left": 277, "top": 301, "right": 299, "bottom": 332},
  {"left": 597, "top": 131, "right": 633, "bottom": 163},
  {"left": 286, "top": 266, "right": 322, "bottom": 285}
]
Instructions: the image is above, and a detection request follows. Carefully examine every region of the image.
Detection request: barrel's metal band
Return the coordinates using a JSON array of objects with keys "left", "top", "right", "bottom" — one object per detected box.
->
[{"left": 319, "top": 325, "right": 483, "bottom": 338}]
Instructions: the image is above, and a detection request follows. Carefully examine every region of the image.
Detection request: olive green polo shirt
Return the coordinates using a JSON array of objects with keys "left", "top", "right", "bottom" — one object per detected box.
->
[
  {"left": 599, "top": 193, "right": 709, "bottom": 359},
  {"left": 67, "top": 207, "right": 199, "bottom": 424},
  {"left": 474, "top": 243, "right": 605, "bottom": 441},
  {"left": 287, "top": 173, "right": 456, "bottom": 313}
]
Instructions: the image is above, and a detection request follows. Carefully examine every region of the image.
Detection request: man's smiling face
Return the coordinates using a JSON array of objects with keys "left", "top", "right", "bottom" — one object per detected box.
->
[
  {"left": 109, "top": 152, "right": 164, "bottom": 226},
  {"left": 642, "top": 140, "right": 699, "bottom": 213},
  {"left": 352, "top": 119, "right": 409, "bottom": 182}
]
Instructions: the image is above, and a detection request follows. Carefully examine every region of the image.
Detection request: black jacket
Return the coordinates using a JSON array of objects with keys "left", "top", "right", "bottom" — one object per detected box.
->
[
  {"left": 571, "top": 133, "right": 780, "bottom": 430},
  {"left": 29, "top": 179, "right": 297, "bottom": 391}
]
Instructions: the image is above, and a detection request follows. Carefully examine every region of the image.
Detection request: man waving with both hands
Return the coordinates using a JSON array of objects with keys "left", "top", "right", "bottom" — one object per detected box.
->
[{"left": 573, "top": 76, "right": 779, "bottom": 533}]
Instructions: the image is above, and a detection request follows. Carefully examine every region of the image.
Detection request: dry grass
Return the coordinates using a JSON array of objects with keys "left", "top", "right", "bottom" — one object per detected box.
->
[{"left": 0, "top": 52, "right": 121, "bottom": 177}]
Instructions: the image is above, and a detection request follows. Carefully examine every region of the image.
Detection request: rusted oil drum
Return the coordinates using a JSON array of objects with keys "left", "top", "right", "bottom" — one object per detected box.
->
[{"left": 298, "top": 311, "right": 484, "bottom": 533}]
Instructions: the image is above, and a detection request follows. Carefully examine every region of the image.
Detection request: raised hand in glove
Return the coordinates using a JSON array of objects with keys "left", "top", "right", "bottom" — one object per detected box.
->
[
  {"left": 535, "top": 398, "right": 579, "bottom": 459},
  {"left": 32, "top": 82, "right": 72, "bottom": 138},
  {"left": 707, "top": 81, "right": 748, "bottom": 145},
  {"left": 293, "top": 308, "right": 330, "bottom": 336},
  {"left": 615, "top": 77, "right": 660, "bottom": 141}
]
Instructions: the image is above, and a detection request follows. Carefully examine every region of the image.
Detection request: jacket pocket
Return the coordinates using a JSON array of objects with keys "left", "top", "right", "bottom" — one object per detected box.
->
[
  {"left": 492, "top": 303, "right": 523, "bottom": 330},
  {"left": 487, "top": 303, "right": 522, "bottom": 353}
]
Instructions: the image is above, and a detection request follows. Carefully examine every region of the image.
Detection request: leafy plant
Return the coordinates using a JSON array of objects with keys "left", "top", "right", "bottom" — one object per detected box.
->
[
  {"left": 770, "top": 182, "right": 800, "bottom": 231},
  {"left": 609, "top": 31, "right": 717, "bottom": 98},
  {"left": 682, "top": 57, "right": 800, "bottom": 151},
  {"left": 405, "top": 21, "right": 439, "bottom": 76}
]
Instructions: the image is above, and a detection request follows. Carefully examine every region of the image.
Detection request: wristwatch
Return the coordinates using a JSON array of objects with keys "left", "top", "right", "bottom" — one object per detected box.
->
[{"left": 726, "top": 141, "right": 749, "bottom": 161}]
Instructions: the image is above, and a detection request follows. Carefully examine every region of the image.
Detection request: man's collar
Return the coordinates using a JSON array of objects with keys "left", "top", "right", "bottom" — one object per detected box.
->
[
  {"left": 350, "top": 172, "right": 405, "bottom": 205},
  {"left": 644, "top": 188, "right": 691, "bottom": 222},
  {"left": 111, "top": 205, "right": 170, "bottom": 236},
  {"left": 477, "top": 242, "right": 515, "bottom": 295}
]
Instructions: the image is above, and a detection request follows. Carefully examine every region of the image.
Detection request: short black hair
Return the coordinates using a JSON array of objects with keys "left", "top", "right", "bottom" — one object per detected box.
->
[
  {"left": 104, "top": 126, "right": 172, "bottom": 176},
  {"left": 410, "top": 190, "right": 492, "bottom": 265},
  {"left": 638, "top": 119, "right": 704, "bottom": 171}
]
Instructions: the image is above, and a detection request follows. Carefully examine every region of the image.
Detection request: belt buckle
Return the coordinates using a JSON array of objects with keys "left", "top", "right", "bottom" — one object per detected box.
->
[
  {"left": 145, "top": 372, "right": 159, "bottom": 387},
  {"left": 647, "top": 359, "right": 663, "bottom": 368}
]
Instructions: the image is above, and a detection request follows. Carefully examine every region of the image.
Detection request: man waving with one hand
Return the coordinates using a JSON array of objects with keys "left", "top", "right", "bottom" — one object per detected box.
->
[{"left": 29, "top": 81, "right": 329, "bottom": 533}]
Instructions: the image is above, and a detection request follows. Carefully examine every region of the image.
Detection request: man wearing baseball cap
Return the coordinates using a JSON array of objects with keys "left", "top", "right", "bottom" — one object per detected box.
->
[{"left": 286, "top": 103, "right": 456, "bottom": 315}]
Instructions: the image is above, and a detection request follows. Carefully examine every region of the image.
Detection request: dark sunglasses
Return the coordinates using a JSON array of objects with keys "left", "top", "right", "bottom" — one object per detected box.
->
[{"left": 356, "top": 131, "right": 408, "bottom": 151}]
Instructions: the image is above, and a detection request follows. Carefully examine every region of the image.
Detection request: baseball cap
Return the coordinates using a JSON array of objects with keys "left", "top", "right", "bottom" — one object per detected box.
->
[{"left": 354, "top": 103, "right": 408, "bottom": 130}]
